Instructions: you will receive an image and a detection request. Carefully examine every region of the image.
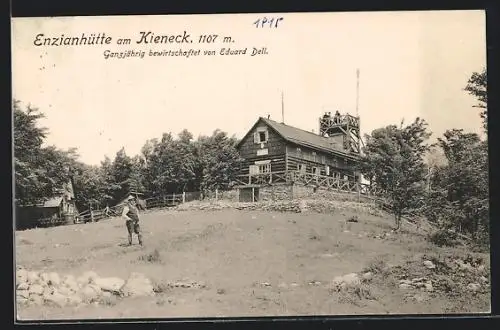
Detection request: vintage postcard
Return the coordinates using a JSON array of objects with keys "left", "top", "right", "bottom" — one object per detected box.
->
[{"left": 12, "top": 10, "right": 489, "bottom": 321}]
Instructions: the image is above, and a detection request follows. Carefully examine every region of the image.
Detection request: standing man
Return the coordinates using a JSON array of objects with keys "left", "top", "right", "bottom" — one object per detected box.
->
[{"left": 122, "top": 195, "right": 143, "bottom": 246}]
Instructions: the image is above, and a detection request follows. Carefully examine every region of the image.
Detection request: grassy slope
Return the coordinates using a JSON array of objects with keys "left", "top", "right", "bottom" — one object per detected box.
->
[{"left": 15, "top": 206, "right": 490, "bottom": 320}]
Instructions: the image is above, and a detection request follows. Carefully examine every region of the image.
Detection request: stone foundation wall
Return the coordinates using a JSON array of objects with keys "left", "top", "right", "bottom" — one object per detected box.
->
[
  {"left": 292, "top": 185, "right": 374, "bottom": 203},
  {"left": 204, "top": 189, "right": 239, "bottom": 202},
  {"left": 218, "top": 189, "right": 239, "bottom": 202},
  {"left": 260, "top": 184, "right": 293, "bottom": 201},
  {"left": 235, "top": 184, "right": 375, "bottom": 203}
]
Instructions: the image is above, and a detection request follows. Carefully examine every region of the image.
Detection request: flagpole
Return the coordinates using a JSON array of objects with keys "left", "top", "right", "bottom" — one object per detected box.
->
[
  {"left": 281, "top": 91, "right": 285, "bottom": 123},
  {"left": 356, "top": 68, "right": 360, "bottom": 117}
]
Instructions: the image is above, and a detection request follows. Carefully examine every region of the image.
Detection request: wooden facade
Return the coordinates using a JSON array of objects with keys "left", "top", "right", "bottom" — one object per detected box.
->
[
  {"left": 16, "top": 180, "right": 78, "bottom": 230},
  {"left": 235, "top": 116, "right": 379, "bottom": 201}
]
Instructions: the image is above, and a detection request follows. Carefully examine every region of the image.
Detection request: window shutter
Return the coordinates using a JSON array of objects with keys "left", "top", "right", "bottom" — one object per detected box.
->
[
  {"left": 249, "top": 165, "right": 259, "bottom": 175},
  {"left": 265, "top": 131, "right": 269, "bottom": 142},
  {"left": 253, "top": 132, "right": 259, "bottom": 143}
]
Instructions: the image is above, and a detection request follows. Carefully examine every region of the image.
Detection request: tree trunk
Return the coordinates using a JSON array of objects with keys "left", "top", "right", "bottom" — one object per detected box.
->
[{"left": 394, "top": 211, "right": 402, "bottom": 231}]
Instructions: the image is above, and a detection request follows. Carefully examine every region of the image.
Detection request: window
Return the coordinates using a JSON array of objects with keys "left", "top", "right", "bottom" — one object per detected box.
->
[
  {"left": 259, "top": 163, "right": 271, "bottom": 174},
  {"left": 325, "top": 165, "right": 330, "bottom": 176},
  {"left": 259, "top": 132, "right": 266, "bottom": 142},
  {"left": 254, "top": 129, "right": 269, "bottom": 143},
  {"left": 312, "top": 167, "right": 319, "bottom": 176},
  {"left": 298, "top": 164, "right": 306, "bottom": 173},
  {"left": 296, "top": 147, "right": 301, "bottom": 153},
  {"left": 312, "top": 152, "right": 317, "bottom": 162},
  {"left": 255, "top": 160, "right": 271, "bottom": 174},
  {"left": 321, "top": 155, "right": 326, "bottom": 163}
]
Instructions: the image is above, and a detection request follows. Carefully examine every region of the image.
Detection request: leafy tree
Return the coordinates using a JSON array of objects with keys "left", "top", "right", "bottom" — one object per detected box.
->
[
  {"left": 361, "top": 118, "right": 431, "bottom": 229},
  {"left": 99, "top": 156, "right": 121, "bottom": 205},
  {"left": 129, "top": 155, "right": 146, "bottom": 194},
  {"left": 197, "top": 130, "right": 243, "bottom": 194},
  {"left": 13, "top": 100, "right": 48, "bottom": 204},
  {"left": 173, "top": 129, "right": 197, "bottom": 192},
  {"left": 465, "top": 68, "right": 487, "bottom": 131},
  {"left": 13, "top": 101, "right": 79, "bottom": 205},
  {"left": 110, "top": 148, "right": 135, "bottom": 202},
  {"left": 71, "top": 163, "right": 108, "bottom": 210},
  {"left": 427, "top": 129, "right": 489, "bottom": 241}
]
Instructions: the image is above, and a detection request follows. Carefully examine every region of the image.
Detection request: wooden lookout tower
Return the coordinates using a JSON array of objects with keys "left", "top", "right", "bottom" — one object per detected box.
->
[{"left": 319, "top": 111, "right": 362, "bottom": 154}]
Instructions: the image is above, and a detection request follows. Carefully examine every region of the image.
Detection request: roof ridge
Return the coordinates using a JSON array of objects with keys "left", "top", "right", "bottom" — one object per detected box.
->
[{"left": 263, "top": 117, "right": 330, "bottom": 141}]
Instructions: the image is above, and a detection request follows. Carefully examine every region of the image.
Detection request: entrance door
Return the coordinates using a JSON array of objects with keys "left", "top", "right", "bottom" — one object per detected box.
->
[{"left": 239, "top": 187, "right": 260, "bottom": 202}]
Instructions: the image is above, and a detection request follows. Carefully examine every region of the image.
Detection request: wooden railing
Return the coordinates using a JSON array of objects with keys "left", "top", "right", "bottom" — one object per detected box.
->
[
  {"left": 74, "top": 192, "right": 194, "bottom": 224},
  {"left": 320, "top": 114, "right": 359, "bottom": 128},
  {"left": 145, "top": 194, "right": 184, "bottom": 209},
  {"left": 235, "top": 171, "right": 288, "bottom": 186},
  {"left": 236, "top": 170, "right": 384, "bottom": 197}
]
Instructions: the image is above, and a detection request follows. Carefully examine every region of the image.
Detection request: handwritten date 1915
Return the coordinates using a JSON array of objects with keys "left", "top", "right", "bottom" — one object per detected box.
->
[{"left": 253, "top": 17, "right": 284, "bottom": 28}]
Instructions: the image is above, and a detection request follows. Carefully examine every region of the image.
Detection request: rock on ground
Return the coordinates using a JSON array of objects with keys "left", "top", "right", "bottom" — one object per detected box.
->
[
  {"left": 331, "top": 273, "right": 361, "bottom": 291},
  {"left": 94, "top": 277, "right": 126, "bottom": 293},
  {"left": 29, "top": 284, "right": 44, "bottom": 295},
  {"left": 121, "top": 272, "right": 154, "bottom": 297},
  {"left": 17, "top": 269, "right": 28, "bottom": 284},
  {"left": 17, "top": 268, "right": 157, "bottom": 307}
]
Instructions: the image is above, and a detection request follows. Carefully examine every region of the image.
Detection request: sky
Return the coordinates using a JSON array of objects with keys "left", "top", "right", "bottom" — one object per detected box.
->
[{"left": 11, "top": 10, "right": 486, "bottom": 166}]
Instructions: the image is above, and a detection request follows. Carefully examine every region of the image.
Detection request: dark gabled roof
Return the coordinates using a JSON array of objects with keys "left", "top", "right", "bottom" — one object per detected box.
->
[
  {"left": 43, "top": 197, "right": 63, "bottom": 208},
  {"left": 237, "top": 117, "right": 360, "bottom": 161}
]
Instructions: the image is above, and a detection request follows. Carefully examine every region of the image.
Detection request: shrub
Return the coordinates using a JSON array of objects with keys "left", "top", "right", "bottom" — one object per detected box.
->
[{"left": 428, "top": 230, "right": 460, "bottom": 247}]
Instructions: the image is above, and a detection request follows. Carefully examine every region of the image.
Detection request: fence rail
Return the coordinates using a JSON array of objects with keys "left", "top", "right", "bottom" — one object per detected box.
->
[{"left": 236, "top": 170, "right": 385, "bottom": 197}]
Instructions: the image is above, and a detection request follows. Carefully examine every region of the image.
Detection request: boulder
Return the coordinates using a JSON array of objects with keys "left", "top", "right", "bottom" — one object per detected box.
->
[
  {"left": 43, "top": 286, "right": 55, "bottom": 296},
  {"left": 424, "top": 282, "right": 434, "bottom": 292},
  {"left": 94, "top": 277, "right": 125, "bottom": 294},
  {"left": 467, "top": 283, "right": 481, "bottom": 292},
  {"left": 17, "top": 282, "right": 30, "bottom": 291},
  {"left": 40, "top": 272, "right": 50, "bottom": 284},
  {"left": 43, "top": 291, "right": 67, "bottom": 307},
  {"left": 62, "top": 275, "right": 79, "bottom": 291},
  {"left": 58, "top": 286, "right": 72, "bottom": 296},
  {"left": 48, "top": 272, "right": 61, "bottom": 286},
  {"left": 29, "top": 294, "right": 43, "bottom": 306},
  {"left": 79, "top": 284, "right": 101, "bottom": 303},
  {"left": 77, "top": 276, "right": 89, "bottom": 286},
  {"left": 102, "top": 291, "right": 112, "bottom": 298},
  {"left": 83, "top": 271, "right": 99, "bottom": 280},
  {"left": 331, "top": 273, "right": 361, "bottom": 291},
  {"left": 459, "top": 262, "right": 474, "bottom": 272},
  {"left": 121, "top": 272, "right": 154, "bottom": 297},
  {"left": 362, "top": 272, "right": 373, "bottom": 282},
  {"left": 29, "top": 284, "right": 44, "bottom": 295},
  {"left": 66, "top": 294, "right": 83, "bottom": 306},
  {"left": 16, "top": 296, "right": 29, "bottom": 305},
  {"left": 399, "top": 283, "right": 413, "bottom": 290},
  {"left": 479, "top": 276, "right": 489, "bottom": 284},
  {"left": 77, "top": 271, "right": 99, "bottom": 286},
  {"left": 17, "top": 269, "right": 28, "bottom": 284},
  {"left": 17, "top": 289, "right": 30, "bottom": 300},
  {"left": 423, "top": 260, "right": 436, "bottom": 269},
  {"left": 27, "top": 271, "right": 39, "bottom": 284}
]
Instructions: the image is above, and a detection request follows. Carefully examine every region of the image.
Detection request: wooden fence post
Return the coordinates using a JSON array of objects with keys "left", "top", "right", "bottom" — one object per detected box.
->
[
  {"left": 215, "top": 189, "right": 218, "bottom": 201},
  {"left": 173, "top": 193, "right": 176, "bottom": 205},
  {"left": 182, "top": 192, "right": 186, "bottom": 203}
]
